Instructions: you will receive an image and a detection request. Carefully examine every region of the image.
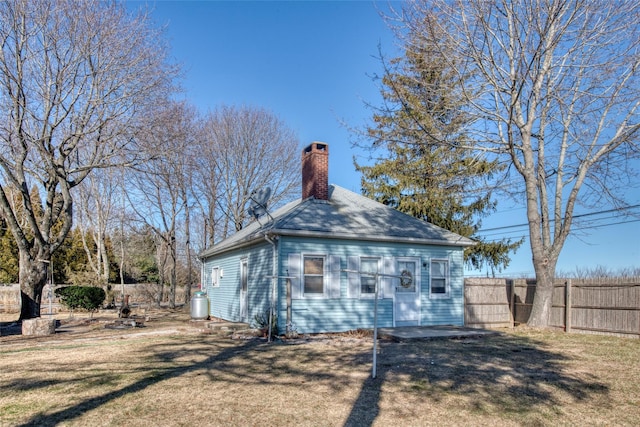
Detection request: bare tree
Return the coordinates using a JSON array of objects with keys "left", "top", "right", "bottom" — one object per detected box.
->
[
  {"left": 75, "top": 169, "right": 119, "bottom": 285},
  {"left": 399, "top": 0, "right": 640, "bottom": 326},
  {"left": 127, "top": 101, "right": 196, "bottom": 308},
  {"left": 0, "top": 0, "right": 178, "bottom": 319},
  {"left": 198, "top": 105, "right": 300, "bottom": 240},
  {"left": 191, "top": 118, "right": 220, "bottom": 251}
]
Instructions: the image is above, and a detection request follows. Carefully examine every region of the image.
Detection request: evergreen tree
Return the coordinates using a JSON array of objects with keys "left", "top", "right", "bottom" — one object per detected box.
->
[
  {"left": 113, "top": 226, "right": 159, "bottom": 284},
  {"left": 0, "top": 217, "right": 18, "bottom": 283},
  {"left": 357, "top": 33, "right": 521, "bottom": 274}
]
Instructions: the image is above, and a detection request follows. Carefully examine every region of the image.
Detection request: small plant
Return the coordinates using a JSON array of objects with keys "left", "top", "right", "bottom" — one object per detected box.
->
[
  {"left": 284, "top": 322, "right": 299, "bottom": 339},
  {"left": 344, "top": 328, "right": 373, "bottom": 339},
  {"left": 252, "top": 309, "right": 278, "bottom": 339},
  {"left": 54, "top": 286, "right": 106, "bottom": 318}
]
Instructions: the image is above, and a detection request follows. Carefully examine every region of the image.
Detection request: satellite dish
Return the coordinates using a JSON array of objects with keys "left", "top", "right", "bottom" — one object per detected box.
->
[{"left": 248, "top": 187, "right": 272, "bottom": 220}]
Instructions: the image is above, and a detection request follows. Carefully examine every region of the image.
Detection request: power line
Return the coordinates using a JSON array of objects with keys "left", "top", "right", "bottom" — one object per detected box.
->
[
  {"left": 479, "top": 218, "right": 640, "bottom": 243},
  {"left": 477, "top": 204, "right": 640, "bottom": 234}
]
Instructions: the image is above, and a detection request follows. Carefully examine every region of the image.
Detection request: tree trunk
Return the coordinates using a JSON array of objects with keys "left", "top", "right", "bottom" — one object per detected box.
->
[
  {"left": 99, "top": 229, "right": 110, "bottom": 284},
  {"left": 168, "top": 229, "right": 176, "bottom": 309},
  {"left": 156, "top": 278, "right": 164, "bottom": 307},
  {"left": 184, "top": 215, "right": 192, "bottom": 305},
  {"left": 19, "top": 251, "right": 49, "bottom": 320},
  {"left": 156, "top": 241, "right": 166, "bottom": 307},
  {"left": 527, "top": 257, "right": 558, "bottom": 328},
  {"left": 169, "top": 251, "right": 176, "bottom": 309}
]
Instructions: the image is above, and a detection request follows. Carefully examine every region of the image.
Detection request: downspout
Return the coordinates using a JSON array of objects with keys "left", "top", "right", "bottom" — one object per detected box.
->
[
  {"left": 200, "top": 259, "right": 205, "bottom": 291},
  {"left": 264, "top": 234, "right": 278, "bottom": 342}
]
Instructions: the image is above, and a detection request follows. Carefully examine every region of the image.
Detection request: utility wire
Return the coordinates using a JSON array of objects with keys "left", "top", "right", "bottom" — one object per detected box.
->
[
  {"left": 477, "top": 204, "right": 640, "bottom": 234},
  {"left": 479, "top": 218, "right": 640, "bottom": 242}
]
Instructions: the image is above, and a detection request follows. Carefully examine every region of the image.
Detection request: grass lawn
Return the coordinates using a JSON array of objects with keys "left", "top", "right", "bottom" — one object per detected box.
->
[{"left": 0, "top": 313, "right": 638, "bottom": 426}]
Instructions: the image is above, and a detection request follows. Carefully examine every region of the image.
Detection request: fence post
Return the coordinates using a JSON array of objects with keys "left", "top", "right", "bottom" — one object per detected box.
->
[
  {"left": 565, "top": 279, "right": 572, "bottom": 333},
  {"left": 509, "top": 279, "right": 515, "bottom": 328}
]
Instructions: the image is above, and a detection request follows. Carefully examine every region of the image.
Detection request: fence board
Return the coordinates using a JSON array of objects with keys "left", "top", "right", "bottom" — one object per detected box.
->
[
  {"left": 464, "top": 278, "right": 513, "bottom": 328},
  {"left": 463, "top": 278, "right": 640, "bottom": 338}
]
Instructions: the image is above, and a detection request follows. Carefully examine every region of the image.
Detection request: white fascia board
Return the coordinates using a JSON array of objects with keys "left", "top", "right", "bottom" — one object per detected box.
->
[
  {"left": 270, "top": 228, "right": 477, "bottom": 248},
  {"left": 201, "top": 227, "right": 476, "bottom": 260}
]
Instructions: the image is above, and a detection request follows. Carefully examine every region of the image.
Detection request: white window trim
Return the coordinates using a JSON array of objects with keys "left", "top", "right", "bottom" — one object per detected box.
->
[
  {"left": 302, "top": 253, "right": 328, "bottom": 298},
  {"left": 211, "top": 267, "right": 221, "bottom": 288},
  {"left": 429, "top": 258, "right": 450, "bottom": 299},
  {"left": 359, "top": 256, "right": 381, "bottom": 298}
]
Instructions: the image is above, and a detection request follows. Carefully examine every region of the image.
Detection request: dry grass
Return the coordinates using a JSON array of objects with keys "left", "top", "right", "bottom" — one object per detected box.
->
[{"left": 1, "top": 311, "right": 638, "bottom": 427}]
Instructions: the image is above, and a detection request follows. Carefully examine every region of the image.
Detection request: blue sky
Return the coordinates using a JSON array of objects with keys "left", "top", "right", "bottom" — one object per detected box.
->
[{"left": 133, "top": 0, "right": 640, "bottom": 277}]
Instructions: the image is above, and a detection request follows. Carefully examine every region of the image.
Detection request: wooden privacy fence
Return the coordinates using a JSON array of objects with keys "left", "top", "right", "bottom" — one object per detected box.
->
[{"left": 465, "top": 277, "right": 640, "bottom": 338}]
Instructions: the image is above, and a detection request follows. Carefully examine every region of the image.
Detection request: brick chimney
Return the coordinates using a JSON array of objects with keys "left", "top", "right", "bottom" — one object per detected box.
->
[{"left": 302, "top": 142, "right": 329, "bottom": 200}]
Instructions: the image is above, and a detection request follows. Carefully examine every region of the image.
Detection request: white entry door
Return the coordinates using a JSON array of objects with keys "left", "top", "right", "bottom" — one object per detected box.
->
[
  {"left": 240, "top": 259, "right": 248, "bottom": 322},
  {"left": 394, "top": 258, "right": 420, "bottom": 327}
]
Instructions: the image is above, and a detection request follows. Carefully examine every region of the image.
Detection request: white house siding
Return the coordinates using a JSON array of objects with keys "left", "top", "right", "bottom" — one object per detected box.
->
[
  {"left": 202, "top": 241, "right": 273, "bottom": 324},
  {"left": 278, "top": 236, "right": 465, "bottom": 334}
]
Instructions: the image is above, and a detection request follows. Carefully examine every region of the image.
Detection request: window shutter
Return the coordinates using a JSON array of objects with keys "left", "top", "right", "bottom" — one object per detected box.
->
[
  {"left": 383, "top": 257, "right": 396, "bottom": 298},
  {"left": 328, "top": 255, "right": 341, "bottom": 299},
  {"left": 347, "top": 256, "right": 359, "bottom": 298},
  {"left": 288, "top": 253, "right": 301, "bottom": 299}
]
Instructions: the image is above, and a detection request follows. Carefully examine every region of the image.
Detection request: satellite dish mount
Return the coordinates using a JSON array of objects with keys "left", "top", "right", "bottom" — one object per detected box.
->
[{"left": 248, "top": 186, "right": 273, "bottom": 226}]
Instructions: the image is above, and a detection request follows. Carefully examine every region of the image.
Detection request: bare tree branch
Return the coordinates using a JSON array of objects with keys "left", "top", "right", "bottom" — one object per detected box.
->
[
  {"left": 0, "top": 0, "right": 179, "bottom": 318},
  {"left": 397, "top": 0, "right": 640, "bottom": 326}
]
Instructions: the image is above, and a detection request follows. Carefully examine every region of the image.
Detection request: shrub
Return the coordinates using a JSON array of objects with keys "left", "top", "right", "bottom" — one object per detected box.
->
[
  {"left": 252, "top": 309, "right": 278, "bottom": 339},
  {"left": 54, "top": 286, "right": 106, "bottom": 317}
]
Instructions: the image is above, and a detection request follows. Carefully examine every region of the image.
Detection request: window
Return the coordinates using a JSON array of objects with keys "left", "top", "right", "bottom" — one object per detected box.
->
[
  {"left": 303, "top": 255, "right": 325, "bottom": 295},
  {"left": 430, "top": 259, "right": 449, "bottom": 298},
  {"left": 360, "top": 257, "right": 379, "bottom": 295},
  {"left": 211, "top": 267, "right": 220, "bottom": 288},
  {"left": 240, "top": 260, "right": 248, "bottom": 293},
  {"left": 396, "top": 260, "right": 417, "bottom": 293}
]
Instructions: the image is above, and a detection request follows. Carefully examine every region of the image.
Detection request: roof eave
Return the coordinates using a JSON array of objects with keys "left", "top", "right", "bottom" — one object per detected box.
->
[
  {"left": 200, "top": 226, "right": 475, "bottom": 260},
  {"left": 198, "top": 234, "right": 266, "bottom": 260},
  {"left": 273, "top": 229, "right": 476, "bottom": 247}
]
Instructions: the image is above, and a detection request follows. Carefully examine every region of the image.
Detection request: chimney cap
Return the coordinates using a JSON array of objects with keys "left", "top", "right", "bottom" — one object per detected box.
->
[{"left": 303, "top": 142, "right": 328, "bottom": 153}]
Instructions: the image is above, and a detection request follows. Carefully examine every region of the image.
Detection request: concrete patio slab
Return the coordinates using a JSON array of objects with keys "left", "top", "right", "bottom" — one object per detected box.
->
[{"left": 378, "top": 325, "right": 500, "bottom": 341}]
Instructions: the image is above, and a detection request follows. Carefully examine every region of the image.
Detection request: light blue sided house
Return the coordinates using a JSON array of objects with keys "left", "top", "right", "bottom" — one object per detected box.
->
[{"left": 199, "top": 142, "right": 475, "bottom": 334}]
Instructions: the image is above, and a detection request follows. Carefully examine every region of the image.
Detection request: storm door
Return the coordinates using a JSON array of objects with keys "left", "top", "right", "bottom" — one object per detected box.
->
[{"left": 393, "top": 258, "right": 420, "bottom": 327}]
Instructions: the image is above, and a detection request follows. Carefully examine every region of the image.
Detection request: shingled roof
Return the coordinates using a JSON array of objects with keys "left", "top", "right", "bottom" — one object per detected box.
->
[{"left": 199, "top": 184, "right": 475, "bottom": 259}]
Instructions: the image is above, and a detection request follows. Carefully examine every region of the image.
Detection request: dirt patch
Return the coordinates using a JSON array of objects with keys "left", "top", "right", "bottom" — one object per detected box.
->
[{"left": 0, "top": 306, "right": 197, "bottom": 344}]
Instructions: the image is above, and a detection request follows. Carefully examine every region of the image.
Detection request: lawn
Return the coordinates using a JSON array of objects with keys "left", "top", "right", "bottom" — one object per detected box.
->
[{"left": 1, "top": 314, "right": 638, "bottom": 426}]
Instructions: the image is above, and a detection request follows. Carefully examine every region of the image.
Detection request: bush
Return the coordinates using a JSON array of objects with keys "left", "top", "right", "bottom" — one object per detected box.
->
[
  {"left": 54, "top": 286, "right": 106, "bottom": 316},
  {"left": 252, "top": 309, "right": 278, "bottom": 339}
]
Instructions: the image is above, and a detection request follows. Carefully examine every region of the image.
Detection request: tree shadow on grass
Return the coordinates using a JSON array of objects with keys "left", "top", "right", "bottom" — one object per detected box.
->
[
  {"left": 11, "top": 332, "right": 609, "bottom": 426},
  {"left": 14, "top": 338, "right": 263, "bottom": 427},
  {"left": 13, "top": 335, "right": 370, "bottom": 426},
  {"left": 343, "top": 333, "right": 609, "bottom": 426},
  {"left": 0, "top": 320, "right": 22, "bottom": 336}
]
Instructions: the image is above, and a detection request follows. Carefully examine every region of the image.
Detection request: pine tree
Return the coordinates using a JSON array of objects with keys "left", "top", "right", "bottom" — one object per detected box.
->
[
  {"left": 357, "top": 33, "right": 521, "bottom": 274},
  {"left": 0, "top": 217, "right": 18, "bottom": 283}
]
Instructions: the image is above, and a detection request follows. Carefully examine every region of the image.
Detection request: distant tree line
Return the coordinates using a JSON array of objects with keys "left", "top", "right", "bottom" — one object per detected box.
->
[
  {"left": 0, "top": 101, "right": 300, "bottom": 310},
  {"left": 0, "top": 1, "right": 300, "bottom": 318},
  {"left": 0, "top": 213, "right": 160, "bottom": 287}
]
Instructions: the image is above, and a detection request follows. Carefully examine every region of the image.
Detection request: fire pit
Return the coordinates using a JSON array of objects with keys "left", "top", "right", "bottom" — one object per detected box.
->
[{"left": 104, "top": 316, "right": 145, "bottom": 329}]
